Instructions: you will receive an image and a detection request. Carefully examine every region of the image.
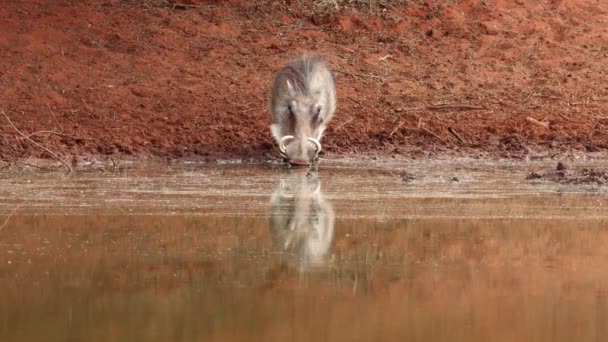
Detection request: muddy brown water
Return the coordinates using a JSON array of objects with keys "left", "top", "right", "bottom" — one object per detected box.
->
[{"left": 1, "top": 159, "right": 608, "bottom": 341}]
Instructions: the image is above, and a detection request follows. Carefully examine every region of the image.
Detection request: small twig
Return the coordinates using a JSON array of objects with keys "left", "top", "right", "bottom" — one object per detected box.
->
[
  {"left": 404, "top": 127, "right": 445, "bottom": 142},
  {"left": 398, "top": 104, "right": 484, "bottom": 112},
  {"left": 389, "top": 121, "right": 403, "bottom": 137},
  {"left": 378, "top": 54, "right": 393, "bottom": 62},
  {"left": 0, "top": 206, "right": 21, "bottom": 231},
  {"left": 419, "top": 127, "right": 445, "bottom": 142},
  {"left": 11, "top": 162, "right": 23, "bottom": 171},
  {"left": 426, "top": 104, "right": 485, "bottom": 111},
  {"left": 334, "top": 70, "right": 384, "bottom": 80},
  {"left": 241, "top": 107, "right": 265, "bottom": 113},
  {"left": 18, "top": 130, "right": 85, "bottom": 141},
  {"left": 14, "top": 161, "right": 54, "bottom": 171},
  {"left": 45, "top": 104, "right": 63, "bottom": 132},
  {"left": 567, "top": 102, "right": 598, "bottom": 108},
  {"left": 399, "top": 106, "right": 425, "bottom": 112},
  {"left": 171, "top": 3, "right": 206, "bottom": 9},
  {"left": 110, "top": 157, "right": 119, "bottom": 172},
  {"left": 526, "top": 116, "right": 550, "bottom": 129},
  {"left": 558, "top": 113, "right": 582, "bottom": 124},
  {"left": 447, "top": 127, "right": 465, "bottom": 143},
  {"left": 274, "top": 23, "right": 332, "bottom": 32},
  {"left": 1, "top": 109, "right": 73, "bottom": 173},
  {"left": 535, "top": 94, "right": 562, "bottom": 101},
  {"left": 334, "top": 117, "right": 353, "bottom": 132}
]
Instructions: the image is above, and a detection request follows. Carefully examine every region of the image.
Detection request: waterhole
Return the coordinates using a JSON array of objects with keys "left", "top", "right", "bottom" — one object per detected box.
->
[{"left": 1, "top": 159, "right": 607, "bottom": 341}]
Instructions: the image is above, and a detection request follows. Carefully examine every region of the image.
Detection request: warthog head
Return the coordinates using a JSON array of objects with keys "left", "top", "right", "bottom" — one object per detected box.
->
[{"left": 270, "top": 54, "right": 336, "bottom": 166}]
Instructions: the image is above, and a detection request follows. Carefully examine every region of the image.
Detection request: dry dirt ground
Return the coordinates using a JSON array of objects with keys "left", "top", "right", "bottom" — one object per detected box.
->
[{"left": 1, "top": 0, "right": 607, "bottom": 166}]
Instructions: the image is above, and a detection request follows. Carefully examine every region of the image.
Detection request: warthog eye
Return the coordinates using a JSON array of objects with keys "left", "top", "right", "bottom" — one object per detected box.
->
[{"left": 313, "top": 106, "right": 322, "bottom": 123}]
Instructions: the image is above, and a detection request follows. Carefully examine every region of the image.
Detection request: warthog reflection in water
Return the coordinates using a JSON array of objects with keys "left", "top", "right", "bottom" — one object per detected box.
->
[{"left": 269, "top": 171, "right": 335, "bottom": 271}]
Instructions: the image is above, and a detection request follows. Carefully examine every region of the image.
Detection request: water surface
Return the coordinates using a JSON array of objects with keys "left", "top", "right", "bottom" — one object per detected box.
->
[{"left": 1, "top": 159, "right": 608, "bottom": 341}]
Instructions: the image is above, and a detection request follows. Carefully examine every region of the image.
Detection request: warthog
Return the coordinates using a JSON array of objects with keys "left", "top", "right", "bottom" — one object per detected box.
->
[
  {"left": 269, "top": 171, "right": 335, "bottom": 270},
  {"left": 270, "top": 54, "right": 337, "bottom": 166}
]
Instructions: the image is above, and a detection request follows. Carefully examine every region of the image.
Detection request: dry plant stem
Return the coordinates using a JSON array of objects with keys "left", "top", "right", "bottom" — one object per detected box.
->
[
  {"left": 0, "top": 206, "right": 21, "bottom": 231},
  {"left": 1, "top": 109, "right": 73, "bottom": 173},
  {"left": 389, "top": 121, "right": 404, "bottom": 137},
  {"left": 241, "top": 107, "right": 265, "bottom": 113},
  {"left": 0, "top": 215, "right": 12, "bottom": 231},
  {"left": 402, "top": 106, "right": 425, "bottom": 112},
  {"left": 45, "top": 104, "right": 64, "bottom": 131},
  {"left": 401, "top": 104, "right": 485, "bottom": 112},
  {"left": 427, "top": 104, "right": 485, "bottom": 111},
  {"left": 447, "top": 126, "right": 466, "bottom": 143},
  {"left": 378, "top": 54, "right": 392, "bottom": 62},
  {"left": 558, "top": 113, "right": 582, "bottom": 123},
  {"left": 526, "top": 116, "right": 550, "bottom": 128},
  {"left": 15, "top": 161, "right": 53, "bottom": 171},
  {"left": 419, "top": 127, "right": 445, "bottom": 142},
  {"left": 404, "top": 127, "right": 445, "bottom": 142},
  {"left": 171, "top": 3, "right": 206, "bottom": 9},
  {"left": 19, "top": 130, "right": 84, "bottom": 140},
  {"left": 335, "top": 70, "right": 384, "bottom": 80},
  {"left": 334, "top": 117, "right": 353, "bottom": 132}
]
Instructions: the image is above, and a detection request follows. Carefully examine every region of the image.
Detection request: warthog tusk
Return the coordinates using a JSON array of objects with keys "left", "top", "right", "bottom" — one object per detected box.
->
[
  {"left": 307, "top": 137, "right": 322, "bottom": 155},
  {"left": 279, "top": 135, "right": 295, "bottom": 154}
]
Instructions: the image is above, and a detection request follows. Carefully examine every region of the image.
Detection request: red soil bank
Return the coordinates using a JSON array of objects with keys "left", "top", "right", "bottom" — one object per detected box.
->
[{"left": 1, "top": 0, "right": 607, "bottom": 164}]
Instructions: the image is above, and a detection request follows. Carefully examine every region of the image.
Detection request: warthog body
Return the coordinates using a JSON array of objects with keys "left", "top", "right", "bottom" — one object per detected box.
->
[
  {"left": 269, "top": 172, "right": 335, "bottom": 270},
  {"left": 270, "top": 54, "right": 336, "bottom": 166}
]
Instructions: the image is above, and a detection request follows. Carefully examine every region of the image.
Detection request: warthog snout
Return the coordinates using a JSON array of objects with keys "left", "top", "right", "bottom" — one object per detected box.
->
[{"left": 279, "top": 135, "right": 321, "bottom": 166}]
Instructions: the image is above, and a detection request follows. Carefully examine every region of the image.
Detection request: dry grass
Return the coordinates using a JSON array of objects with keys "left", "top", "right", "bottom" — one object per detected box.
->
[{"left": 312, "top": 0, "right": 413, "bottom": 15}]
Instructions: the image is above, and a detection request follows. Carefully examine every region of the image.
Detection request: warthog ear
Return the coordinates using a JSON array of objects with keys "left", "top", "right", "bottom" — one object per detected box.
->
[{"left": 286, "top": 80, "right": 296, "bottom": 97}]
